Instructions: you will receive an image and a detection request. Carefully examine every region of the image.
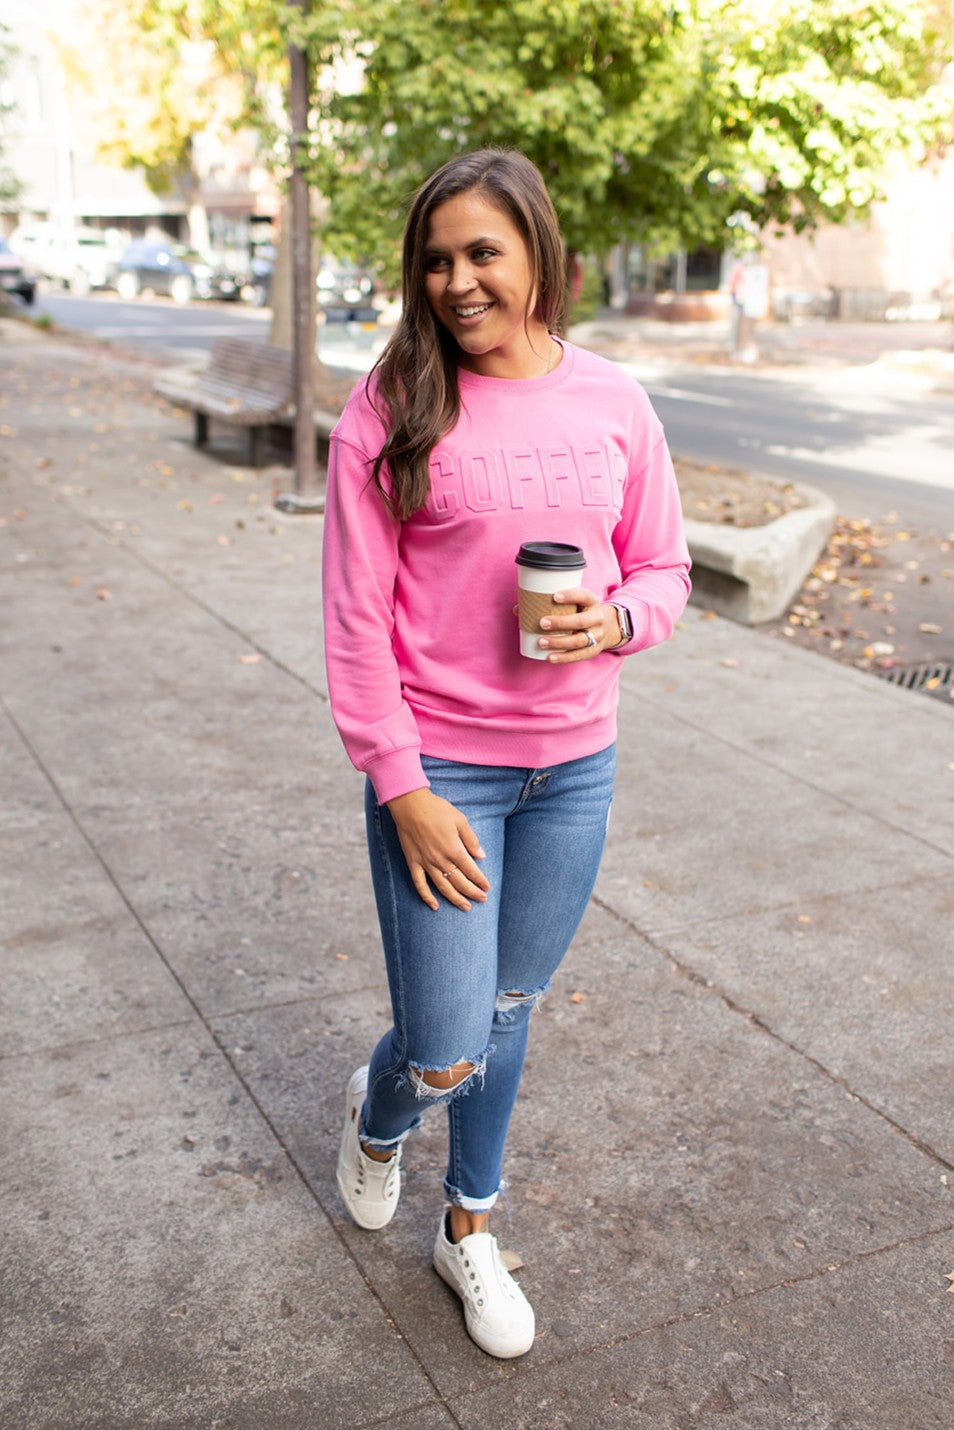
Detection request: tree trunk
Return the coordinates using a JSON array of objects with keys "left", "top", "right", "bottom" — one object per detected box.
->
[
  {"left": 269, "top": 197, "right": 328, "bottom": 368},
  {"left": 269, "top": 201, "right": 294, "bottom": 350},
  {"left": 187, "top": 201, "right": 210, "bottom": 253}
]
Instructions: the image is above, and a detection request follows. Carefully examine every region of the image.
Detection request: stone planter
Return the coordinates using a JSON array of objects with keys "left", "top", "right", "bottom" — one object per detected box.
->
[
  {"left": 625, "top": 290, "right": 732, "bottom": 322},
  {"left": 684, "top": 481, "right": 837, "bottom": 625}
]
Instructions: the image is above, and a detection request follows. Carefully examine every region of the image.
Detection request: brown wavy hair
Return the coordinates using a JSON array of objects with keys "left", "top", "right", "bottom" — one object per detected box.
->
[{"left": 368, "top": 149, "right": 567, "bottom": 520}]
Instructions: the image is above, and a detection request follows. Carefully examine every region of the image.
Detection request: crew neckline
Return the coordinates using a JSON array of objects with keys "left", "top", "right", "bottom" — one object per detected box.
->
[{"left": 456, "top": 337, "right": 573, "bottom": 392}]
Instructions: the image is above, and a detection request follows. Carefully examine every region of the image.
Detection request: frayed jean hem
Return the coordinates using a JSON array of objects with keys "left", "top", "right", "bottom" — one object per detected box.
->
[
  {"left": 358, "top": 1117, "right": 419, "bottom": 1152},
  {"left": 444, "top": 1180, "right": 500, "bottom": 1213}
]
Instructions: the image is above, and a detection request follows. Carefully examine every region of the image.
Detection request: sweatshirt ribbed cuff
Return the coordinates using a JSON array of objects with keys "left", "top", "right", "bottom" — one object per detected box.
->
[{"left": 365, "top": 747, "right": 429, "bottom": 806}]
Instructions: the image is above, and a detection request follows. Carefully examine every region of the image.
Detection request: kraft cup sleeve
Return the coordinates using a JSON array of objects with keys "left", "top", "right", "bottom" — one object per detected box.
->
[{"left": 518, "top": 589, "right": 580, "bottom": 633}]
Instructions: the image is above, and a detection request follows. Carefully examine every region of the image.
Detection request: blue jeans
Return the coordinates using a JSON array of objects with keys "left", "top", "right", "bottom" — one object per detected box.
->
[{"left": 360, "top": 744, "right": 616, "bottom": 1211}]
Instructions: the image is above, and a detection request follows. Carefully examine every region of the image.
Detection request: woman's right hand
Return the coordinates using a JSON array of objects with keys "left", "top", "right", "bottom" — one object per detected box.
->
[{"left": 386, "top": 788, "right": 490, "bottom": 911}]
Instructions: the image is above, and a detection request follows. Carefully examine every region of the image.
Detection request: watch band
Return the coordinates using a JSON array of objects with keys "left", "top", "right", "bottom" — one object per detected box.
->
[{"left": 611, "top": 603, "right": 633, "bottom": 647}]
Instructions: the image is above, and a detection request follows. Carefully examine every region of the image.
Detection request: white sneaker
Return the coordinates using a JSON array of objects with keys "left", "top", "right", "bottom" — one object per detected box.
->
[
  {"left": 433, "top": 1210, "right": 535, "bottom": 1358},
  {"left": 335, "top": 1066, "right": 401, "bottom": 1230}
]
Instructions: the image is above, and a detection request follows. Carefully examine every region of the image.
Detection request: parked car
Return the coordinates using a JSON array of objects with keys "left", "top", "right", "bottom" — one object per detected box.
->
[
  {"left": 317, "top": 263, "right": 378, "bottom": 323},
  {"left": 113, "top": 240, "right": 194, "bottom": 303},
  {"left": 9, "top": 225, "right": 119, "bottom": 294},
  {"left": 188, "top": 252, "right": 244, "bottom": 302},
  {"left": 113, "top": 240, "right": 244, "bottom": 304},
  {"left": 0, "top": 238, "right": 36, "bottom": 305}
]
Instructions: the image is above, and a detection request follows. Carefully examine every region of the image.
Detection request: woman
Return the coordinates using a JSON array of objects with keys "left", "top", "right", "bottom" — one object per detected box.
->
[{"left": 322, "top": 148, "right": 690, "bottom": 1359}]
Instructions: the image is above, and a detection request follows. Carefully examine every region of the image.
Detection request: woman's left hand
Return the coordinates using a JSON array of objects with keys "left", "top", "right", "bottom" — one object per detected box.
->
[{"left": 537, "top": 588, "right": 622, "bottom": 663}]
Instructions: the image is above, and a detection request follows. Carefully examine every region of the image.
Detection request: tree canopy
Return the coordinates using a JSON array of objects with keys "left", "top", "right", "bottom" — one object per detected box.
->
[
  {"left": 59, "top": 0, "right": 287, "bottom": 200},
  {"left": 53, "top": 0, "right": 954, "bottom": 274},
  {"left": 299, "top": 0, "right": 953, "bottom": 270}
]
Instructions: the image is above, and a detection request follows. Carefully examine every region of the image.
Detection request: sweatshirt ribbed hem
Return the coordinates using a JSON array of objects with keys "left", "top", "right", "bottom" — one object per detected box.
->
[{"left": 413, "top": 707, "right": 619, "bottom": 778}]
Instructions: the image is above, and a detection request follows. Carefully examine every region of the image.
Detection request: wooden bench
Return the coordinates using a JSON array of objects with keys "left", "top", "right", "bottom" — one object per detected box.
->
[{"left": 155, "top": 338, "right": 294, "bottom": 466}]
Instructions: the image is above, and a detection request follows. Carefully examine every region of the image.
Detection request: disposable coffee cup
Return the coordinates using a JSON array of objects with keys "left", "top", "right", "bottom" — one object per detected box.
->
[{"left": 516, "top": 542, "right": 586, "bottom": 660}]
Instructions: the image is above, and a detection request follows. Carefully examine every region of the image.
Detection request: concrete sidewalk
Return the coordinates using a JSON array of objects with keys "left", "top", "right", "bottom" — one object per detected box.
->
[
  {"left": 567, "top": 312, "right": 954, "bottom": 383},
  {"left": 2, "top": 320, "right": 953, "bottom": 1428}
]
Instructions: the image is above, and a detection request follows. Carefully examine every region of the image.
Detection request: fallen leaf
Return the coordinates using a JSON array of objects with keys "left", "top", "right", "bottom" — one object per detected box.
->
[
  {"left": 720, "top": 657, "right": 740, "bottom": 669},
  {"left": 239, "top": 653, "right": 261, "bottom": 665},
  {"left": 500, "top": 1248, "right": 526, "bottom": 1272},
  {"left": 569, "top": 991, "right": 587, "bottom": 1004},
  {"left": 945, "top": 1270, "right": 954, "bottom": 1292},
  {"left": 95, "top": 587, "right": 111, "bottom": 601},
  {"left": 918, "top": 623, "right": 942, "bottom": 635},
  {"left": 797, "top": 915, "right": 813, "bottom": 924}
]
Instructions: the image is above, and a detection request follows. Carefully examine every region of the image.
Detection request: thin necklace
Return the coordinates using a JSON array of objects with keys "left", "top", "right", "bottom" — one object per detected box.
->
[{"left": 545, "top": 336, "right": 558, "bottom": 374}]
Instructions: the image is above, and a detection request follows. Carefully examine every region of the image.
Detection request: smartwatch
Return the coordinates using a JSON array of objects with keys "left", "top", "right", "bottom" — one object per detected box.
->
[{"left": 611, "top": 603, "right": 633, "bottom": 648}]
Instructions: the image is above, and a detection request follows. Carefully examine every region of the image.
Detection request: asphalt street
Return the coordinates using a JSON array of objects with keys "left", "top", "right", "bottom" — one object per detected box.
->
[{"left": 631, "top": 364, "right": 954, "bottom": 534}]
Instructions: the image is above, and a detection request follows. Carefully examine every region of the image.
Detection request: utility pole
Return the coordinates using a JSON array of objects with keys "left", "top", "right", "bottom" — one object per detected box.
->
[{"left": 276, "top": 1, "right": 321, "bottom": 513}]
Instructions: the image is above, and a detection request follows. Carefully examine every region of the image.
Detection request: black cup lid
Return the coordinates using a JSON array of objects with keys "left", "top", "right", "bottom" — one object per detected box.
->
[{"left": 515, "top": 541, "right": 586, "bottom": 570}]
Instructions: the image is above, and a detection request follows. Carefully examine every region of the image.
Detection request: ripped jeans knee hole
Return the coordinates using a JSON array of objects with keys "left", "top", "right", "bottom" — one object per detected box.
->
[{"left": 408, "top": 1059, "right": 479, "bottom": 1100}]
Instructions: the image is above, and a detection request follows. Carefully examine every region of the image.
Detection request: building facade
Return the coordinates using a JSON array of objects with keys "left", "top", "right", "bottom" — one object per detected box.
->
[{"left": 1, "top": 0, "right": 278, "bottom": 261}]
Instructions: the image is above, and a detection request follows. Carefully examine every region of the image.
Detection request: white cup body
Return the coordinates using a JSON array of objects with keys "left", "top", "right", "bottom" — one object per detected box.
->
[{"left": 517, "top": 564, "right": 585, "bottom": 659}]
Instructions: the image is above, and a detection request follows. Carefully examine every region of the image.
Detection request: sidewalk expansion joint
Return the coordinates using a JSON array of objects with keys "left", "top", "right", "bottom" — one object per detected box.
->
[
  {"left": 622, "top": 687, "right": 954, "bottom": 864},
  {"left": 1, "top": 691, "right": 465, "bottom": 1423},
  {"left": 592, "top": 893, "right": 954, "bottom": 1176},
  {"left": 210, "top": 981, "right": 391, "bottom": 1026},
  {"left": 67, "top": 502, "right": 329, "bottom": 705},
  {"left": 446, "top": 1217, "right": 954, "bottom": 1399},
  {"left": 629, "top": 868, "right": 951, "bottom": 941},
  {"left": 0, "top": 1017, "right": 199, "bottom": 1066},
  {"left": 354, "top": 1399, "right": 465, "bottom": 1430}
]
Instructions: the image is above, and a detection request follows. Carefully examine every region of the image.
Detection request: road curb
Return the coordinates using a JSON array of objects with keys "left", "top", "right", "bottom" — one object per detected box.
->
[{"left": 685, "top": 481, "right": 837, "bottom": 624}]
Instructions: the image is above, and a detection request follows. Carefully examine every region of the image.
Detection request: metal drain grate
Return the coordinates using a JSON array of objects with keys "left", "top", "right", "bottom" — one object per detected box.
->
[{"left": 877, "top": 661, "right": 954, "bottom": 703}]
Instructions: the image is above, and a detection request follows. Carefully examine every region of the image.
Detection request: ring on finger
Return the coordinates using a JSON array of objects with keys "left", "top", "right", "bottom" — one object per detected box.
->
[
  {"left": 584, "top": 631, "right": 598, "bottom": 648},
  {"left": 442, "top": 867, "right": 456, "bottom": 879}
]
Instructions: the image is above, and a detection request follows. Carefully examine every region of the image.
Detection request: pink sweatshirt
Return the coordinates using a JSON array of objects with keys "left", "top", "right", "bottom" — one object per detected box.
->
[{"left": 322, "top": 340, "right": 691, "bottom": 804}]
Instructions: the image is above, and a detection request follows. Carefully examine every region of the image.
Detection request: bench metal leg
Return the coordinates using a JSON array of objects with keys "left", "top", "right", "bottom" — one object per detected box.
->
[
  {"left": 249, "top": 426, "right": 265, "bottom": 467},
  {"left": 194, "top": 412, "right": 209, "bottom": 448}
]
